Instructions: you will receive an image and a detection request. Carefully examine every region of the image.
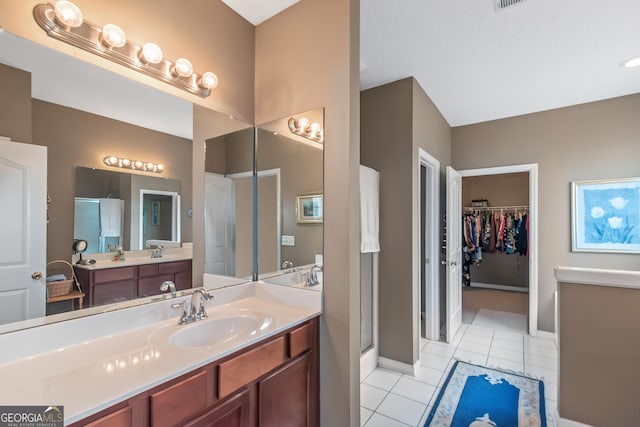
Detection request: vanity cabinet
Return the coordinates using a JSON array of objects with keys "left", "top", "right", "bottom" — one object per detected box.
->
[
  {"left": 75, "top": 260, "right": 192, "bottom": 306},
  {"left": 68, "top": 317, "right": 319, "bottom": 427}
]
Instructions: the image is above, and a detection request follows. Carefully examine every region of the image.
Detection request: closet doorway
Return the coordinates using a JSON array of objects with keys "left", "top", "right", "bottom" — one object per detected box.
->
[{"left": 459, "top": 164, "right": 538, "bottom": 336}]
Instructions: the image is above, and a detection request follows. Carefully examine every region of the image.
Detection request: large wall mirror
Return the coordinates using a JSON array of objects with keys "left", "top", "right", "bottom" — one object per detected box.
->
[{"left": 0, "top": 31, "right": 251, "bottom": 332}]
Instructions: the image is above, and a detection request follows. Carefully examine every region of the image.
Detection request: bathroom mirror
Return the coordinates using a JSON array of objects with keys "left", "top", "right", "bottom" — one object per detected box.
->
[
  {"left": 256, "top": 108, "right": 324, "bottom": 288},
  {"left": 74, "top": 167, "right": 182, "bottom": 254},
  {"left": 0, "top": 31, "right": 252, "bottom": 332}
]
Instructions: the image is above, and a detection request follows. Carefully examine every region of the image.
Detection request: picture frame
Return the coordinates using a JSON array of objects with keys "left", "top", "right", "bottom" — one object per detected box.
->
[
  {"left": 151, "top": 201, "right": 160, "bottom": 226},
  {"left": 571, "top": 177, "right": 640, "bottom": 253},
  {"left": 296, "top": 193, "right": 323, "bottom": 224}
]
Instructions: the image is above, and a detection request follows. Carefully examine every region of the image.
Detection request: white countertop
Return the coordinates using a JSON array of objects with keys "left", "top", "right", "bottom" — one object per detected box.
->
[
  {"left": 0, "top": 282, "right": 321, "bottom": 425},
  {"left": 74, "top": 247, "right": 192, "bottom": 270}
]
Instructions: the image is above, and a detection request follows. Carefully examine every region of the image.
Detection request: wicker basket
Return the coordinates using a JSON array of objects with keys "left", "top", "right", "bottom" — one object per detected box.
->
[{"left": 46, "top": 260, "right": 78, "bottom": 298}]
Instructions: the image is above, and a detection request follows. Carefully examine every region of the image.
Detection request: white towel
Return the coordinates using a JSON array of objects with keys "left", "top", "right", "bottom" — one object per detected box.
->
[
  {"left": 99, "top": 198, "right": 123, "bottom": 237},
  {"left": 360, "top": 165, "right": 380, "bottom": 253}
]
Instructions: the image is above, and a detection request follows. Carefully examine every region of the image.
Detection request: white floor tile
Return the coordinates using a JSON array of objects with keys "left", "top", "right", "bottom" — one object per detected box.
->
[
  {"left": 525, "top": 335, "right": 557, "bottom": 349},
  {"left": 545, "top": 399, "right": 557, "bottom": 420},
  {"left": 361, "top": 383, "right": 388, "bottom": 411},
  {"left": 412, "top": 365, "right": 444, "bottom": 386},
  {"left": 420, "top": 353, "right": 450, "bottom": 371},
  {"left": 363, "top": 367, "right": 402, "bottom": 390},
  {"left": 376, "top": 393, "right": 427, "bottom": 427},
  {"left": 472, "top": 309, "right": 527, "bottom": 333},
  {"left": 486, "top": 356, "right": 524, "bottom": 374},
  {"left": 391, "top": 377, "right": 436, "bottom": 403},
  {"left": 364, "top": 412, "right": 410, "bottom": 427},
  {"left": 526, "top": 365, "right": 558, "bottom": 385},
  {"left": 524, "top": 342, "right": 558, "bottom": 359},
  {"left": 460, "top": 332, "right": 492, "bottom": 346},
  {"left": 423, "top": 342, "right": 456, "bottom": 359},
  {"left": 544, "top": 382, "right": 558, "bottom": 401},
  {"left": 453, "top": 349, "right": 488, "bottom": 366},
  {"left": 420, "top": 405, "right": 433, "bottom": 426},
  {"left": 420, "top": 337, "right": 428, "bottom": 350},
  {"left": 465, "top": 324, "right": 495, "bottom": 337},
  {"left": 360, "top": 407, "right": 373, "bottom": 426},
  {"left": 429, "top": 387, "right": 443, "bottom": 406},
  {"left": 494, "top": 330, "right": 525, "bottom": 343},
  {"left": 457, "top": 340, "right": 490, "bottom": 355},
  {"left": 491, "top": 337, "right": 524, "bottom": 352},
  {"left": 489, "top": 346, "right": 524, "bottom": 363},
  {"left": 525, "top": 353, "right": 558, "bottom": 371}
]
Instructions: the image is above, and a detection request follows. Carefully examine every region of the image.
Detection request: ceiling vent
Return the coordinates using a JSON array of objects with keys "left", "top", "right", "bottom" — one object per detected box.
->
[{"left": 494, "top": 0, "right": 527, "bottom": 11}]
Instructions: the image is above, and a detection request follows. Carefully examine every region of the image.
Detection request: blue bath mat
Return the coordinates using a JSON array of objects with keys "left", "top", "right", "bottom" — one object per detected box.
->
[{"left": 424, "top": 361, "right": 546, "bottom": 427}]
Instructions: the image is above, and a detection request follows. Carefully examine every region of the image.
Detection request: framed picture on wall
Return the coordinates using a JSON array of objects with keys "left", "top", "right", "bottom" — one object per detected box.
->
[
  {"left": 296, "top": 193, "right": 323, "bottom": 224},
  {"left": 571, "top": 177, "right": 640, "bottom": 253},
  {"left": 151, "top": 201, "right": 160, "bottom": 226}
]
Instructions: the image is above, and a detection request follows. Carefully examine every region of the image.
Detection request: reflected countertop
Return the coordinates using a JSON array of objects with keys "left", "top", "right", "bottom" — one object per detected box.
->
[
  {"left": 74, "top": 247, "right": 192, "bottom": 270},
  {"left": 0, "top": 282, "right": 321, "bottom": 425}
]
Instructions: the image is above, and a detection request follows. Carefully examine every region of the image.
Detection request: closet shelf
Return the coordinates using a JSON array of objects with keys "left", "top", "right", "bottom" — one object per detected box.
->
[{"left": 463, "top": 205, "right": 529, "bottom": 211}]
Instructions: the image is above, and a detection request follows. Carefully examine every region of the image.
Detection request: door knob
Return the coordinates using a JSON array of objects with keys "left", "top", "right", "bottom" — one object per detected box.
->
[
  {"left": 441, "top": 260, "right": 448, "bottom": 266},
  {"left": 450, "top": 261, "right": 458, "bottom": 266},
  {"left": 31, "top": 272, "right": 43, "bottom": 280}
]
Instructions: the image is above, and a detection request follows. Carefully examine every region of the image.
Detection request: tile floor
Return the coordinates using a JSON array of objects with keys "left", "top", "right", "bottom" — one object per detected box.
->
[{"left": 360, "top": 323, "right": 558, "bottom": 427}]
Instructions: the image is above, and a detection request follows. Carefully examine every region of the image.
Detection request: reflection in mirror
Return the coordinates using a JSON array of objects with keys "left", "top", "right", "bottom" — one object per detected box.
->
[
  {"left": 0, "top": 31, "right": 251, "bottom": 332},
  {"left": 74, "top": 167, "right": 181, "bottom": 254},
  {"left": 204, "top": 128, "right": 255, "bottom": 279},
  {"left": 257, "top": 108, "right": 324, "bottom": 290}
]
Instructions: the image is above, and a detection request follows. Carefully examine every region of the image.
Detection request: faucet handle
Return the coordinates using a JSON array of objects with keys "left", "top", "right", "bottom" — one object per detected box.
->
[{"left": 171, "top": 300, "right": 190, "bottom": 324}]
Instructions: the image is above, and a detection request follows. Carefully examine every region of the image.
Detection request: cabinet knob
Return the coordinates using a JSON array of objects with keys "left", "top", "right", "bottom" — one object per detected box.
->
[{"left": 32, "top": 271, "right": 43, "bottom": 280}]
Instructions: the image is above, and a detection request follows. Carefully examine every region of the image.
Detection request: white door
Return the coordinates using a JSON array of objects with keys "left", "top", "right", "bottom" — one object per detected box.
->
[
  {"left": 445, "top": 166, "right": 462, "bottom": 343},
  {"left": 0, "top": 138, "right": 47, "bottom": 324},
  {"left": 205, "top": 173, "right": 234, "bottom": 276}
]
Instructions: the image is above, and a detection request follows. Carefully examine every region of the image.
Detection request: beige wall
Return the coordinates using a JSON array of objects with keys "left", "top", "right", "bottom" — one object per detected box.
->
[
  {"left": 31, "top": 100, "right": 191, "bottom": 263},
  {"left": 255, "top": 0, "right": 361, "bottom": 425},
  {"left": 559, "top": 282, "right": 640, "bottom": 427},
  {"left": 0, "top": 0, "right": 255, "bottom": 122},
  {"left": 452, "top": 93, "right": 640, "bottom": 332},
  {"left": 0, "top": 63, "right": 31, "bottom": 143},
  {"left": 361, "top": 77, "right": 452, "bottom": 365}
]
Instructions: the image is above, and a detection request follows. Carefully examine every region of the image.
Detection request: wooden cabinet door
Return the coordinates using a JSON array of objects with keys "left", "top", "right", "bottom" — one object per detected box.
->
[
  {"left": 92, "top": 280, "right": 137, "bottom": 306},
  {"left": 184, "top": 389, "right": 250, "bottom": 427},
  {"left": 138, "top": 274, "right": 173, "bottom": 297},
  {"left": 259, "top": 353, "right": 312, "bottom": 427},
  {"left": 82, "top": 406, "right": 132, "bottom": 427},
  {"left": 149, "top": 370, "right": 209, "bottom": 427}
]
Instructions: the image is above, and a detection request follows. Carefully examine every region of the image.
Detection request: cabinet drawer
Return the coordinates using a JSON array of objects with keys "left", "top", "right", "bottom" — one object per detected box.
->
[
  {"left": 158, "top": 260, "right": 190, "bottom": 275},
  {"left": 174, "top": 271, "right": 192, "bottom": 290},
  {"left": 93, "top": 280, "right": 137, "bottom": 306},
  {"left": 84, "top": 406, "right": 132, "bottom": 427},
  {"left": 218, "top": 336, "right": 286, "bottom": 399},
  {"left": 150, "top": 370, "right": 208, "bottom": 427},
  {"left": 138, "top": 275, "right": 174, "bottom": 298},
  {"left": 290, "top": 322, "right": 313, "bottom": 358},
  {"left": 94, "top": 267, "right": 136, "bottom": 284},
  {"left": 139, "top": 264, "right": 159, "bottom": 278}
]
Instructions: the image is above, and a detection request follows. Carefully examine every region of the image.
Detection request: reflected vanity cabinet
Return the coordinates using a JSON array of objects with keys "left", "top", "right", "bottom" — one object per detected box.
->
[
  {"left": 69, "top": 317, "right": 319, "bottom": 427},
  {"left": 74, "top": 260, "right": 192, "bottom": 306}
]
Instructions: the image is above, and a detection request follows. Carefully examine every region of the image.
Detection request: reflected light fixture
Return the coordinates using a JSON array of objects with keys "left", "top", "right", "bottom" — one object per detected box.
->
[
  {"left": 623, "top": 56, "right": 640, "bottom": 68},
  {"left": 103, "top": 155, "right": 164, "bottom": 173},
  {"left": 288, "top": 116, "right": 324, "bottom": 143},
  {"left": 34, "top": 1, "right": 218, "bottom": 98}
]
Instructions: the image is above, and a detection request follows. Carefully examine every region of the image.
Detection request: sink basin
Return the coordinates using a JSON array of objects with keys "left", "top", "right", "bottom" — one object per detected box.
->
[
  {"left": 169, "top": 314, "right": 272, "bottom": 348},
  {"left": 263, "top": 271, "right": 322, "bottom": 290}
]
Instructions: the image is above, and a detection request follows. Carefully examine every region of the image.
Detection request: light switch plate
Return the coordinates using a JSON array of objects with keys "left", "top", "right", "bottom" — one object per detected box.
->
[{"left": 281, "top": 235, "right": 295, "bottom": 246}]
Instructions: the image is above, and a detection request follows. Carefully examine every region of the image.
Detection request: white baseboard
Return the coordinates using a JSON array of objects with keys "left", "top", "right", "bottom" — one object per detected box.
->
[
  {"left": 470, "top": 282, "right": 529, "bottom": 293},
  {"left": 360, "top": 347, "right": 378, "bottom": 380},
  {"left": 555, "top": 408, "right": 595, "bottom": 427},
  {"left": 535, "top": 330, "right": 557, "bottom": 343},
  {"left": 377, "top": 356, "right": 416, "bottom": 376}
]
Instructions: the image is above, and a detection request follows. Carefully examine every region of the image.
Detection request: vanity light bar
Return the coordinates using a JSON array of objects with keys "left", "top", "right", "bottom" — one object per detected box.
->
[
  {"left": 33, "top": 1, "right": 219, "bottom": 98},
  {"left": 103, "top": 156, "right": 164, "bottom": 173},
  {"left": 288, "top": 117, "right": 324, "bottom": 143}
]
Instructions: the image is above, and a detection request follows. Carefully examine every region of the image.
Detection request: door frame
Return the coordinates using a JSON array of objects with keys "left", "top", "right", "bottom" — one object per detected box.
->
[
  {"left": 417, "top": 148, "right": 440, "bottom": 341},
  {"left": 459, "top": 163, "right": 539, "bottom": 336}
]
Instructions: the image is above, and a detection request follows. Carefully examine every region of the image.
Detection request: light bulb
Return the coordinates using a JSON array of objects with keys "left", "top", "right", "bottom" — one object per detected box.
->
[
  {"left": 101, "top": 24, "right": 126, "bottom": 48},
  {"left": 310, "top": 122, "right": 321, "bottom": 136},
  {"left": 140, "top": 43, "right": 163, "bottom": 64},
  {"left": 156, "top": 164, "right": 164, "bottom": 172},
  {"left": 121, "top": 158, "right": 131, "bottom": 167},
  {"left": 134, "top": 160, "right": 143, "bottom": 169},
  {"left": 146, "top": 162, "right": 155, "bottom": 170},
  {"left": 199, "top": 71, "right": 218, "bottom": 89},
  {"left": 54, "top": 1, "right": 83, "bottom": 28},
  {"left": 173, "top": 58, "right": 193, "bottom": 77},
  {"left": 298, "top": 117, "right": 310, "bottom": 132},
  {"left": 104, "top": 156, "right": 118, "bottom": 166},
  {"left": 624, "top": 56, "right": 640, "bottom": 68}
]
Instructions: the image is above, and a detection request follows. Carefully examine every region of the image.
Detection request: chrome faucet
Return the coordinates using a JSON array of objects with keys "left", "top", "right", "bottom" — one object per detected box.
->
[
  {"left": 305, "top": 264, "right": 323, "bottom": 287},
  {"left": 282, "top": 260, "right": 294, "bottom": 269},
  {"left": 146, "top": 244, "right": 164, "bottom": 258},
  {"left": 172, "top": 288, "right": 213, "bottom": 325},
  {"left": 160, "top": 280, "right": 177, "bottom": 298}
]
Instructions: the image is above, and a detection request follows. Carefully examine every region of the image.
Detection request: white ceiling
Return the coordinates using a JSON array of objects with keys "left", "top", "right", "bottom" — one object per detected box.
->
[
  {"left": 222, "top": 0, "right": 300, "bottom": 25},
  {"left": 360, "top": 0, "right": 640, "bottom": 126}
]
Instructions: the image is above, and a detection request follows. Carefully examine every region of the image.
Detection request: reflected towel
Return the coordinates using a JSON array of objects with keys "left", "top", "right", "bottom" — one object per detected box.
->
[
  {"left": 46, "top": 274, "right": 67, "bottom": 282},
  {"left": 99, "top": 198, "right": 123, "bottom": 237},
  {"left": 360, "top": 165, "right": 380, "bottom": 253}
]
